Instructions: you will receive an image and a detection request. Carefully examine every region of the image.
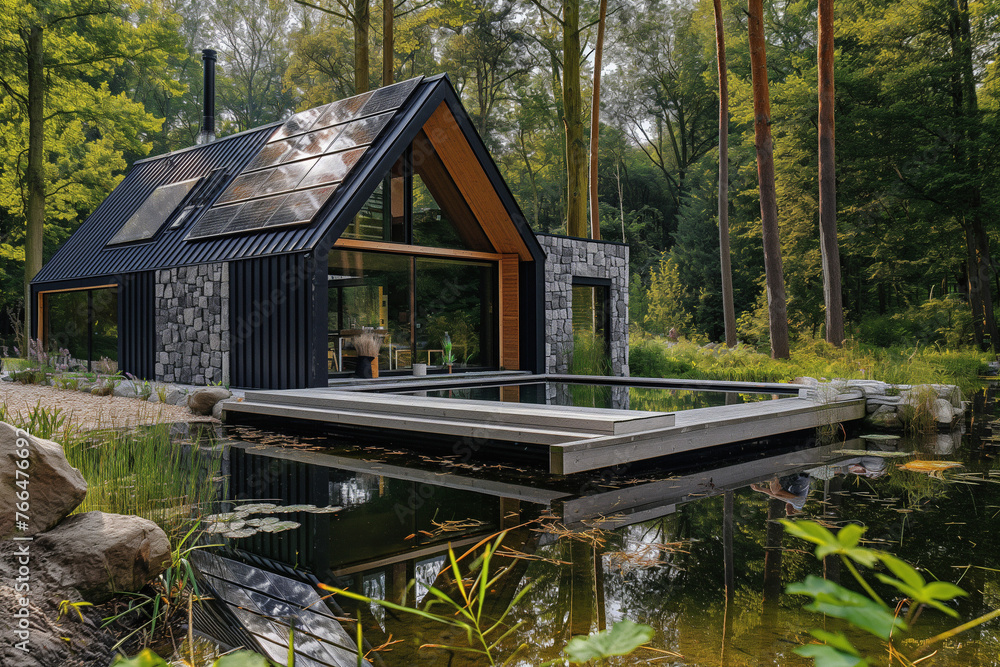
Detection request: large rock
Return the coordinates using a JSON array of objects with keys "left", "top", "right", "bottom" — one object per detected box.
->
[
  {"left": 33, "top": 512, "right": 170, "bottom": 603},
  {"left": 0, "top": 422, "right": 87, "bottom": 538},
  {"left": 866, "top": 405, "right": 902, "bottom": 430},
  {"left": 934, "top": 398, "right": 955, "bottom": 426},
  {"left": 187, "top": 386, "right": 231, "bottom": 415}
]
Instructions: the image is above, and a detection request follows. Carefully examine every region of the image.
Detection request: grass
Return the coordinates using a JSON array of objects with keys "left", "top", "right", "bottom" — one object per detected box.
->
[
  {"left": 629, "top": 334, "right": 992, "bottom": 395},
  {"left": 64, "top": 424, "right": 222, "bottom": 538},
  {"left": 1, "top": 400, "right": 221, "bottom": 539}
]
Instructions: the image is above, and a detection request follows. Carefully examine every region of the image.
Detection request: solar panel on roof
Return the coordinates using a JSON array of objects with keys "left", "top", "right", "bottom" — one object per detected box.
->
[
  {"left": 265, "top": 186, "right": 337, "bottom": 229},
  {"left": 312, "top": 92, "right": 372, "bottom": 130},
  {"left": 298, "top": 148, "right": 365, "bottom": 189},
  {"left": 107, "top": 178, "right": 200, "bottom": 246},
  {"left": 225, "top": 196, "right": 287, "bottom": 234},
  {"left": 256, "top": 158, "right": 318, "bottom": 197},
  {"left": 278, "top": 127, "right": 340, "bottom": 164},
  {"left": 186, "top": 77, "right": 425, "bottom": 242},
  {"left": 360, "top": 77, "right": 422, "bottom": 116},
  {"left": 245, "top": 141, "right": 292, "bottom": 172},
  {"left": 268, "top": 104, "right": 331, "bottom": 143},
  {"left": 327, "top": 112, "right": 394, "bottom": 153},
  {"left": 216, "top": 170, "right": 274, "bottom": 205},
  {"left": 185, "top": 203, "right": 242, "bottom": 240}
]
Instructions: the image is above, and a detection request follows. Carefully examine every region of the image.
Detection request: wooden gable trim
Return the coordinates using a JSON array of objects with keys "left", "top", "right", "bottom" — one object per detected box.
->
[{"left": 422, "top": 103, "right": 533, "bottom": 261}]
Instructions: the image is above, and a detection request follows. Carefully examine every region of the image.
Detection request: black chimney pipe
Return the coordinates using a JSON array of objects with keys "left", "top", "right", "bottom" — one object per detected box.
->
[{"left": 201, "top": 48, "right": 217, "bottom": 143}]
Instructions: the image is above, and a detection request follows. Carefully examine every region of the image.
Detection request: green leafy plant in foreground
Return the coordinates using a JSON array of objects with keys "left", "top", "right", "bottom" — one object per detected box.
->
[
  {"left": 104, "top": 522, "right": 218, "bottom": 649},
  {"left": 112, "top": 648, "right": 275, "bottom": 666},
  {"left": 323, "top": 531, "right": 656, "bottom": 666},
  {"left": 783, "top": 519, "right": 1000, "bottom": 666}
]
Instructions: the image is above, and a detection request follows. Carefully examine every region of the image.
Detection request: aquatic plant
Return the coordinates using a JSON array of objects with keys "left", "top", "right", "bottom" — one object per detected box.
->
[
  {"left": 64, "top": 424, "right": 223, "bottom": 537},
  {"left": 105, "top": 521, "right": 219, "bottom": 651},
  {"left": 783, "top": 519, "right": 1000, "bottom": 665},
  {"left": 323, "top": 530, "right": 660, "bottom": 666},
  {"left": 324, "top": 531, "right": 532, "bottom": 665}
]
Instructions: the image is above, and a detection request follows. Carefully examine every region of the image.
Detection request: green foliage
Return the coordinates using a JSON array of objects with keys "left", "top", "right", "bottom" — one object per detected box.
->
[
  {"left": 644, "top": 255, "right": 692, "bottom": 336},
  {"left": 57, "top": 599, "right": 93, "bottom": 622},
  {"left": 783, "top": 520, "right": 984, "bottom": 666},
  {"left": 787, "top": 576, "right": 904, "bottom": 640},
  {"left": 324, "top": 532, "right": 531, "bottom": 665},
  {"left": 570, "top": 331, "right": 610, "bottom": 376},
  {"left": 629, "top": 335, "right": 989, "bottom": 394},
  {"left": 113, "top": 649, "right": 275, "bottom": 667},
  {"left": 64, "top": 424, "right": 222, "bottom": 535},
  {"left": 562, "top": 620, "right": 654, "bottom": 664},
  {"left": 112, "top": 650, "right": 169, "bottom": 667}
]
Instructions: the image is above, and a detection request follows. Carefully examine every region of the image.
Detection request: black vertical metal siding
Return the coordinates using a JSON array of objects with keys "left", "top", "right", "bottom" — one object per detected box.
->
[
  {"left": 230, "top": 253, "right": 325, "bottom": 389},
  {"left": 118, "top": 271, "right": 156, "bottom": 380}
]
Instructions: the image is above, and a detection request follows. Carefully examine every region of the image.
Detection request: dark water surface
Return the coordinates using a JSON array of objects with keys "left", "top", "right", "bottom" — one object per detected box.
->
[
  {"left": 402, "top": 379, "right": 796, "bottom": 412},
  {"left": 187, "top": 385, "right": 1000, "bottom": 666}
]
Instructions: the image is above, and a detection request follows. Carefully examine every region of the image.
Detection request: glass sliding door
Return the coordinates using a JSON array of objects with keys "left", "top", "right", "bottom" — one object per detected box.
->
[
  {"left": 329, "top": 250, "right": 412, "bottom": 373},
  {"left": 414, "top": 257, "right": 496, "bottom": 368},
  {"left": 41, "top": 286, "right": 119, "bottom": 372},
  {"left": 329, "top": 250, "right": 498, "bottom": 374}
]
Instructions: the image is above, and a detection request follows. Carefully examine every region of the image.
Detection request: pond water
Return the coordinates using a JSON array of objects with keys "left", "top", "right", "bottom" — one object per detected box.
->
[
  {"left": 398, "top": 379, "right": 796, "bottom": 412},
  {"left": 178, "top": 386, "right": 1000, "bottom": 666}
]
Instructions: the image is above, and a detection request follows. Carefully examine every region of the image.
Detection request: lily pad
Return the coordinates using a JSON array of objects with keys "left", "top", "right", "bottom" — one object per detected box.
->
[
  {"left": 223, "top": 528, "right": 256, "bottom": 539},
  {"left": 236, "top": 503, "right": 279, "bottom": 514},
  {"left": 276, "top": 504, "right": 316, "bottom": 513},
  {"left": 260, "top": 521, "right": 301, "bottom": 533},
  {"left": 204, "top": 523, "right": 231, "bottom": 534},
  {"left": 306, "top": 505, "right": 343, "bottom": 513},
  {"left": 245, "top": 517, "right": 280, "bottom": 527},
  {"left": 859, "top": 434, "right": 901, "bottom": 441},
  {"left": 203, "top": 512, "right": 239, "bottom": 523}
]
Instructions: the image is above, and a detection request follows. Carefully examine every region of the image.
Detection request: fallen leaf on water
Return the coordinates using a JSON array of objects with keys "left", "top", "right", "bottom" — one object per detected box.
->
[{"left": 899, "top": 460, "right": 963, "bottom": 478}]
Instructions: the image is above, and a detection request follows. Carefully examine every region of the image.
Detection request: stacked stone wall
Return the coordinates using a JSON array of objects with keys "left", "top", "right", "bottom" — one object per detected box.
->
[
  {"left": 154, "top": 263, "right": 229, "bottom": 385},
  {"left": 537, "top": 235, "right": 629, "bottom": 377}
]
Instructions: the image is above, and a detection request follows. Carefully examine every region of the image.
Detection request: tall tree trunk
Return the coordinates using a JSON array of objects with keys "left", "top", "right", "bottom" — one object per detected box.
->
[
  {"left": 588, "top": 0, "right": 607, "bottom": 240},
  {"left": 354, "top": 0, "right": 369, "bottom": 94},
  {"left": 713, "top": 0, "right": 736, "bottom": 348},
  {"left": 818, "top": 0, "right": 844, "bottom": 346},
  {"left": 748, "top": 0, "right": 789, "bottom": 359},
  {"left": 24, "top": 25, "right": 45, "bottom": 352},
  {"left": 563, "top": 0, "right": 587, "bottom": 238},
  {"left": 382, "top": 0, "right": 392, "bottom": 86}
]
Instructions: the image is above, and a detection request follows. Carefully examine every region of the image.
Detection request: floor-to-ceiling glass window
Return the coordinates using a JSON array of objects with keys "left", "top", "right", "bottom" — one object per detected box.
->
[
  {"left": 41, "top": 286, "right": 118, "bottom": 372},
  {"left": 414, "top": 257, "right": 495, "bottom": 368},
  {"left": 329, "top": 250, "right": 497, "bottom": 374}
]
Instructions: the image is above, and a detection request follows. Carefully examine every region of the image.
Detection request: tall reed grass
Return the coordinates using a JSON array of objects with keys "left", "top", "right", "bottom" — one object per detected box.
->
[
  {"left": 64, "top": 424, "right": 222, "bottom": 538},
  {"left": 630, "top": 335, "right": 990, "bottom": 394},
  {"left": 1, "top": 401, "right": 221, "bottom": 539}
]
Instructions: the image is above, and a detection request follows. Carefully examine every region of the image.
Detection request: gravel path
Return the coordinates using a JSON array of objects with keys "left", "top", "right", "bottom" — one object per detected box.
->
[{"left": 0, "top": 382, "right": 215, "bottom": 431}]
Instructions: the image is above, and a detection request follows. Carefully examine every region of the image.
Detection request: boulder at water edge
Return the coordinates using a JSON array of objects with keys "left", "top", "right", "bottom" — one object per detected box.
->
[
  {"left": 188, "top": 386, "right": 231, "bottom": 415},
  {"left": 0, "top": 421, "right": 87, "bottom": 538},
  {"left": 33, "top": 511, "right": 171, "bottom": 603}
]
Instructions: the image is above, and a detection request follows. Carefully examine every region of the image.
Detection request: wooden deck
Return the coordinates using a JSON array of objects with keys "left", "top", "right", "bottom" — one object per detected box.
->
[{"left": 222, "top": 380, "right": 867, "bottom": 474}]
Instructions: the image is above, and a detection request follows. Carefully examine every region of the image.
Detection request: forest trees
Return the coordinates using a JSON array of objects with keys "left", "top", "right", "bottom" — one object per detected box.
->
[{"left": 0, "top": 0, "right": 182, "bottom": 346}]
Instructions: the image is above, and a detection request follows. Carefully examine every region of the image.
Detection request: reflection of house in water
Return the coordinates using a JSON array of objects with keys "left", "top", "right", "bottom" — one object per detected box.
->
[{"left": 193, "top": 433, "right": 891, "bottom": 665}]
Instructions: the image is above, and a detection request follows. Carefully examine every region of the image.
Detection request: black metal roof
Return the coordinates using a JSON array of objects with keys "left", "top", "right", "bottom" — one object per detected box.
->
[{"left": 33, "top": 74, "right": 544, "bottom": 286}]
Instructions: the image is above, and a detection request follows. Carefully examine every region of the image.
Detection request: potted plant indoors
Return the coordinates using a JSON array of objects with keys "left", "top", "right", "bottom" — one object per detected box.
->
[
  {"left": 442, "top": 332, "right": 455, "bottom": 373},
  {"left": 352, "top": 328, "right": 385, "bottom": 378}
]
